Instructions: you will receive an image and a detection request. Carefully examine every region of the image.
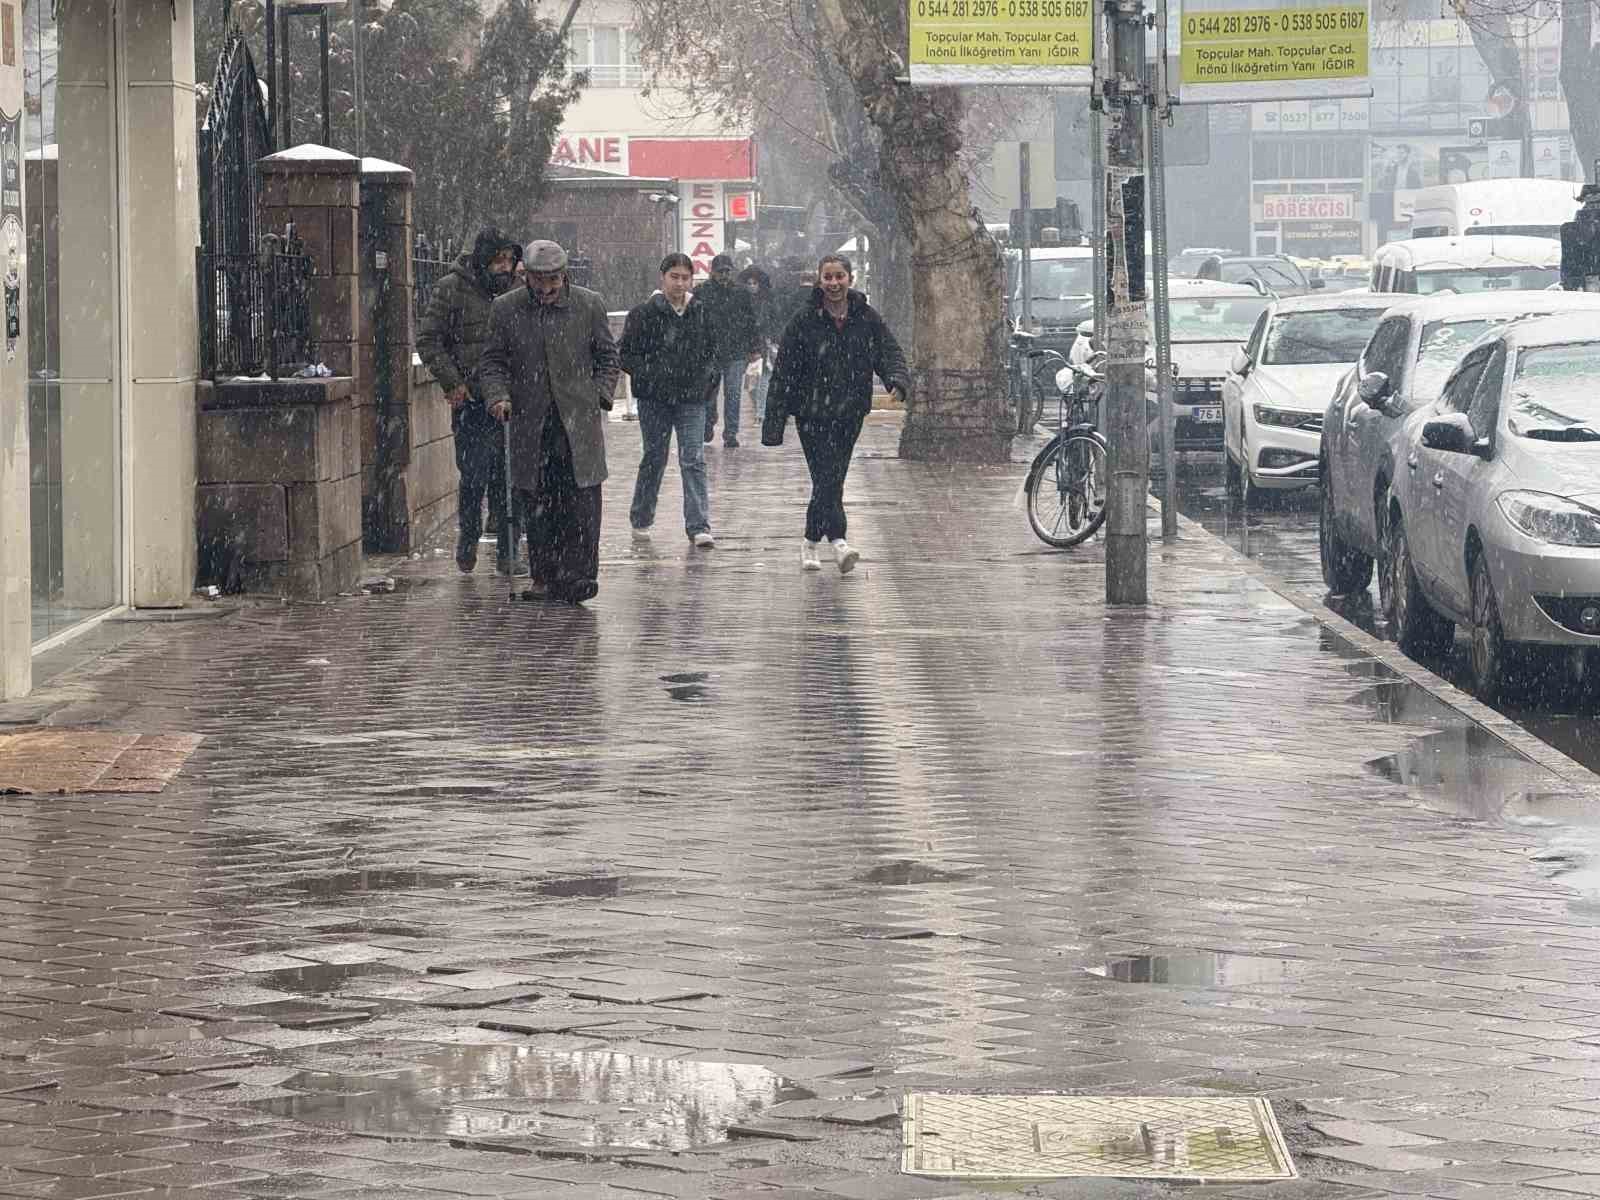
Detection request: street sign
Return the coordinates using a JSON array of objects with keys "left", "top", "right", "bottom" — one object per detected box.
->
[
  {"left": 909, "top": 0, "right": 1093, "bottom": 85},
  {"left": 1176, "top": 2, "right": 1370, "bottom": 103}
]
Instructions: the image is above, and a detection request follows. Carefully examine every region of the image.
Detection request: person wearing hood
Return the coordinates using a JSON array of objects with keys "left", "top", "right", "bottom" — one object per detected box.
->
[
  {"left": 762, "top": 253, "right": 909, "bottom": 574},
  {"left": 619, "top": 253, "right": 720, "bottom": 548},
  {"left": 416, "top": 228, "right": 524, "bottom": 574}
]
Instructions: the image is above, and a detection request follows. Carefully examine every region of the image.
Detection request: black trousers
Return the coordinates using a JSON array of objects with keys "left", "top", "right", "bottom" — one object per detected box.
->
[
  {"left": 520, "top": 405, "right": 601, "bottom": 594},
  {"left": 795, "top": 410, "right": 866, "bottom": 543},
  {"left": 453, "top": 404, "right": 509, "bottom": 563}
]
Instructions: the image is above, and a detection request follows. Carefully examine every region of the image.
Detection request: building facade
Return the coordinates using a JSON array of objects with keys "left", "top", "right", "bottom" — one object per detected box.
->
[
  {"left": 549, "top": 0, "right": 755, "bottom": 278},
  {"left": 0, "top": 0, "right": 199, "bottom": 697}
]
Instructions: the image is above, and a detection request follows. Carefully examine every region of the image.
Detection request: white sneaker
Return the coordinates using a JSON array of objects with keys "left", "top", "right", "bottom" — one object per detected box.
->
[
  {"left": 833, "top": 539, "right": 860, "bottom": 575},
  {"left": 631, "top": 526, "right": 652, "bottom": 542},
  {"left": 693, "top": 531, "right": 716, "bottom": 549},
  {"left": 800, "top": 540, "right": 822, "bottom": 571}
]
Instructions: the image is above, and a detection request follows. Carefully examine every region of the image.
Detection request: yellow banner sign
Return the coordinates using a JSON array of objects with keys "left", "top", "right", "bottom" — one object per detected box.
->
[
  {"left": 1179, "top": 4, "right": 1369, "bottom": 101},
  {"left": 909, "top": 0, "right": 1093, "bottom": 85}
]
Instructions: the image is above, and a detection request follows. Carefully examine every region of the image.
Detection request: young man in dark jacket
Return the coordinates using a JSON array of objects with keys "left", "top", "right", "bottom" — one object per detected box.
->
[
  {"left": 619, "top": 253, "right": 720, "bottom": 547},
  {"left": 415, "top": 228, "right": 523, "bottom": 573},
  {"left": 695, "top": 253, "right": 763, "bottom": 447}
]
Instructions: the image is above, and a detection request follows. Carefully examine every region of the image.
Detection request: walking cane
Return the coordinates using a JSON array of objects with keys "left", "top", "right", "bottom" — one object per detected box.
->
[{"left": 502, "top": 411, "right": 518, "bottom": 602}]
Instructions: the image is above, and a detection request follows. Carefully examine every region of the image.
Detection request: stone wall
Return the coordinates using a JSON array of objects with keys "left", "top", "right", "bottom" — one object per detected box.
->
[{"left": 195, "top": 378, "right": 362, "bottom": 599}]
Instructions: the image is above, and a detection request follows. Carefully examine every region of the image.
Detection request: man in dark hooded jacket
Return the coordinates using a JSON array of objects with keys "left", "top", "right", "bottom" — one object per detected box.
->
[{"left": 416, "top": 228, "right": 523, "bottom": 573}]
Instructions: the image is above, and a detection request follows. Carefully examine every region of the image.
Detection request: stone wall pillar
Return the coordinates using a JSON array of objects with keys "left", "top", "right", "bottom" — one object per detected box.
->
[
  {"left": 258, "top": 146, "right": 361, "bottom": 380},
  {"left": 358, "top": 158, "right": 412, "bottom": 551},
  {"left": 0, "top": 0, "right": 28, "bottom": 697}
]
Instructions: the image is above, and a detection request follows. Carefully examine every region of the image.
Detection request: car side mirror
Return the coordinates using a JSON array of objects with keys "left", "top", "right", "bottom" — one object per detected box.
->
[
  {"left": 1421, "top": 413, "right": 1488, "bottom": 458},
  {"left": 1357, "top": 371, "right": 1390, "bottom": 405},
  {"left": 1230, "top": 348, "right": 1251, "bottom": 376}
]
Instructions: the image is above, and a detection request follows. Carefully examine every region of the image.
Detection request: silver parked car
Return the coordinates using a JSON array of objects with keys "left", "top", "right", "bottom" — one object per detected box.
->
[
  {"left": 1383, "top": 314, "right": 1600, "bottom": 697},
  {"left": 1317, "top": 291, "right": 1600, "bottom": 607}
]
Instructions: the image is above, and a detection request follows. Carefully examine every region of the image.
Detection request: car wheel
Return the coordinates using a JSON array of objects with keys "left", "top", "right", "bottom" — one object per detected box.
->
[
  {"left": 1469, "top": 551, "right": 1516, "bottom": 701},
  {"left": 1386, "top": 510, "right": 1453, "bottom": 658},
  {"left": 1375, "top": 489, "right": 1396, "bottom": 623},
  {"left": 1319, "top": 473, "right": 1373, "bottom": 594}
]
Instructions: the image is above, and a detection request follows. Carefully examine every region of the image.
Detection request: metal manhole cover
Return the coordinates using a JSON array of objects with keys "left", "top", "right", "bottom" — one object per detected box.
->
[{"left": 901, "top": 1094, "right": 1296, "bottom": 1182}]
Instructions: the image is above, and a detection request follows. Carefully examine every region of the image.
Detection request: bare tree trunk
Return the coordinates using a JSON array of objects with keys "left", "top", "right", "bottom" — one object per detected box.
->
[
  {"left": 1563, "top": 0, "right": 1600, "bottom": 181},
  {"left": 1451, "top": 1, "right": 1531, "bottom": 151},
  {"left": 877, "top": 232, "right": 914, "bottom": 349},
  {"left": 815, "top": 0, "right": 1010, "bottom": 464}
]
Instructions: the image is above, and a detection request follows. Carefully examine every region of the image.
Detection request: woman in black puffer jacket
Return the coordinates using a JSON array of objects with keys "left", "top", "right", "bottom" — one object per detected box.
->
[{"left": 762, "top": 254, "right": 909, "bottom": 575}]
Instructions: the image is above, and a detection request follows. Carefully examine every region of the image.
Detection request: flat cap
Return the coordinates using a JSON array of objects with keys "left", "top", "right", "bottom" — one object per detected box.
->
[
  {"left": 524, "top": 240, "right": 569, "bottom": 272},
  {"left": 710, "top": 253, "right": 735, "bottom": 270}
]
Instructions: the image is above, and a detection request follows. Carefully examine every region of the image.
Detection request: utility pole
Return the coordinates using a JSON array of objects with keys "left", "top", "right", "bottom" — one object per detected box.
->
[
  {"left": 350, "top": 0, "right": 365, "bottom": 157},
  {"left": 1099, "top": 0, "right": 1150, "bottom": 604}
]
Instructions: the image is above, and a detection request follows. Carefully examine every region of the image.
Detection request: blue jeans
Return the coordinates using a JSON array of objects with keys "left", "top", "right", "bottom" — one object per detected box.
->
[
  {"left": 631, "top": 399, "right": 711, "bottom": 537},
  {"left": 704, "top": 359, "right": 746, "bottom": 444},
  {"left": 753, "top": 358, "right": 771, "bottom": 421}
]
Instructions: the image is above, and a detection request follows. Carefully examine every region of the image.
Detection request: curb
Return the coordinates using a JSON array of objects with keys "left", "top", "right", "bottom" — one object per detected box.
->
[{"left": 1156, "top": 499, "right": 1600, "bottom": 795}]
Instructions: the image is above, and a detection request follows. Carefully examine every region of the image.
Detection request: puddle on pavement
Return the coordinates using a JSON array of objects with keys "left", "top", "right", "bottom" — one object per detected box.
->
[
  {"left": 858, "top": 860, "right": 972, "bottom": 885},
  {"left": 1364, "top": 726, "right": 1566, "bottom": 822},
  {"left": 1087, "top": 952, "right": 1306, "bottom": 987},
  {"left": 528, "top": 875, "right": 623, "bottom": 899},
  {"left": 255, "top": 1045, "right": 810, "bottom": 1150},
  {"left": 1347, "top": 680, "right": 1467, "bottom": 727},
  {"left": 260, "top": 961, "right": 399, "bottom": 996},
  {"left": 272, "top": 869, "right": 480, "bottom": 899},
  {"left": 661, "top": 672, "right": 715, "bottom": 703}
]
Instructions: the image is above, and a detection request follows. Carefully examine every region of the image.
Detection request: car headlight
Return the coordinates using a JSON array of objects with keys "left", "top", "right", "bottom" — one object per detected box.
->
[
  {"left": 1496, "top": 491, "right": 1600, "bottom": 547},
  {"left": 1252, "top": 404, "right": 1314, "bottom": 428}
]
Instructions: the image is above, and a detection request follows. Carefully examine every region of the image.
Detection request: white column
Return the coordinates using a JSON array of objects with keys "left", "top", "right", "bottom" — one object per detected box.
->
[
  {"left": 123, "top": 0, "right": 198, "bottom": 606},
  {"left": 0, "top": 0, "right": 30, "bottom": 696}
]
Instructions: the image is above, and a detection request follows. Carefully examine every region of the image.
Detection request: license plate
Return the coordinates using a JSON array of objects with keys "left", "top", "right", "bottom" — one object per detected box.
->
[{"left": 1191, "top": 406, "right": 1222, "bottom": 423}]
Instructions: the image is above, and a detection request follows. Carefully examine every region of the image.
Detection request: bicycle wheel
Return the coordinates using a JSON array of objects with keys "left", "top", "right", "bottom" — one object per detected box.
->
[{"left": 1026, "top": 432, "right": 1108, "bottom": 548}]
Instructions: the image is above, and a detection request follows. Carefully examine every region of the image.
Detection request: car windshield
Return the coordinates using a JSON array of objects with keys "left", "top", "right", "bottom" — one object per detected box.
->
[
  {"left": 1261, "top": 307, "right": 1386, "bottom": 365},
  {"left": 1221, "top": 261, "right": 1306, "bottom": 292},
  {"left": 1019, "top": 258, "right": 1093, "bottom": 298},
  {"left": 1164, "top": 296, "right": 1270, "bottom": 341},
  {"left": 1414, "top": 313, "right": 1561, "bottom": 399},
  {"left": 1508, "top": 342, "right": 1600, "bottom": 440},
  {"left": 1414, "top": 266, "right": 1560, "bottom": 294}
]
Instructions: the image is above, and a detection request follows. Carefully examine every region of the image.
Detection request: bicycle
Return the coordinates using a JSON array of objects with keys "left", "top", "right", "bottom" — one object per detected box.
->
[
  {"left": 1023, "top": 351, "right": 1109, "bottom": 548},
  {"left": 1007, "top": 329, "right": 1058, "bottom": 434}
]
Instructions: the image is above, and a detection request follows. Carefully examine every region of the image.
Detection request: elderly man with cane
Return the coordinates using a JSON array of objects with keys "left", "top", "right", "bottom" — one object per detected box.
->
[{"left": 479, "top": 241, "right": 620, "bottom": 605}]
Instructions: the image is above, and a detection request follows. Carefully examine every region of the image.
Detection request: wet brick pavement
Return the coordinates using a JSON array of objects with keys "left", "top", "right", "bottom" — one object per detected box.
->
[{"left": 3, "top": 413, "right": 1600, "bottom": 1199}]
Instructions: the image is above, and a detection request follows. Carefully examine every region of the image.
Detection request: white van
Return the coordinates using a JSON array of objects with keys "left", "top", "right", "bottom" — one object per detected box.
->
[
  {"left": 1370, "top": 235, "right": 1561, "bottom": 295},
  {"left": 1409, "top": 180, "right": 1580, "bottom": 240}
]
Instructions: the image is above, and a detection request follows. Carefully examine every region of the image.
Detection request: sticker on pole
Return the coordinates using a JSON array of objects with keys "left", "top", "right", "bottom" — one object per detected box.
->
[
  {"left": 909, "top": 0, "right": 1092, "bottom": 86},
  {"left": 1177, "top": 3, "right": 1369, "bottom": 102}
]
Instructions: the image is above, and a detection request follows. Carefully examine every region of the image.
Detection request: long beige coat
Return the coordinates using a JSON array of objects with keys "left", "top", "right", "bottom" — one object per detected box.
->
[{"left": 478, "top": 283, "right": 620, "bottom": 490}]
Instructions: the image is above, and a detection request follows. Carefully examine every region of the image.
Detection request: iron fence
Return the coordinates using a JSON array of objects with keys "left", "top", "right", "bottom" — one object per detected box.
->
[
  {"left": 412, "top": 239, "right": 455, "bottom": 327},
  {"left": 198, "top": 232, "right": 314, "bottom": 380}
]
